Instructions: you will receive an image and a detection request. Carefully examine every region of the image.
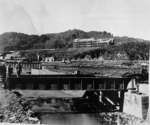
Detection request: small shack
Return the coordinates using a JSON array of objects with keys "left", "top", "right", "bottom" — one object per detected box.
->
[{"left": 45, "top": 57, "right": 55, "bottom": 62}]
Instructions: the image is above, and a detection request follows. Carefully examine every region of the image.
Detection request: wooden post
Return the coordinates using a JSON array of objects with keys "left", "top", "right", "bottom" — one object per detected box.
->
[
  {"left": 81, "top": 79, "right": 82, "bottom": 90},
  {"left": 119, "top": 90, "right": 125, "bottom": 112}
]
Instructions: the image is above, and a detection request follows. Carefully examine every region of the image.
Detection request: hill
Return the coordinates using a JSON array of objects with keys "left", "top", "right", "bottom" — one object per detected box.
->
[
  {"left": 0, "top": 32, "right": 49, "bottom": 51},
  {"left": 0, "top": 29, "right": 113, "bottom": 51},
  {"left": 0, "top": 29, "right": 149, "bottom": 60}
]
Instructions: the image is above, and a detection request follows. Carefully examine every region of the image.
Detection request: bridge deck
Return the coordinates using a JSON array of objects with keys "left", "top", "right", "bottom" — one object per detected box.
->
[{"left": 7, "top": 75, "right": 131, "bottom": 90}]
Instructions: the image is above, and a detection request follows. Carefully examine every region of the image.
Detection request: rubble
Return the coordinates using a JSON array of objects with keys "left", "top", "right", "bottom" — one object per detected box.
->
[
  {"left": 28, "top": 117, "right": 39, "bottom": 122},
  {"left": 0, "top": 85, "right": 40, "bottom": 124},
  {"left": 97, "top": 112, "right": 150, "bottom": 125}
]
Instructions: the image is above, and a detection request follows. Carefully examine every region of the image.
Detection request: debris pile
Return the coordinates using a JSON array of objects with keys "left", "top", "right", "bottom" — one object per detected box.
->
[
  {"left": 0, "top": 87, "right": 40, "bottom": 124},
  {"left": 97, "top": 112, "right": 150, "bottom": 125}
]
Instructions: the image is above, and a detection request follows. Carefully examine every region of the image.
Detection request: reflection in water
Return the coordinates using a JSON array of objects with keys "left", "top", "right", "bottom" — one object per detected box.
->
[
  {"left": 34, "top": 98, "right": 102, "bottom": 124},
  {"left": 40, "top": 113, "right": 101, "bottom": 125}
]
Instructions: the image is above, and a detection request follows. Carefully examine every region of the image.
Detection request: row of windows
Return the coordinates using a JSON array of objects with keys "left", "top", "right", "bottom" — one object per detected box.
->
[
  {"left": 14, "top": 83, "right": 124, "bottom": 90},
  {"left": 73, "top": 43, "right": 109, "bottom": 47},
  {"left": 14, "top": 83, "right": 94, "bottom": 90}
]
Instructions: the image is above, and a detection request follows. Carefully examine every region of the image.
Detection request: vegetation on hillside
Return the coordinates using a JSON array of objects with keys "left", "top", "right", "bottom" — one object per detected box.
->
[
  {"left": 0, "top": 32, "right": 49, "bottom": 51},
  {"left": 0, "top": 29, "right": 149, "bottom": 60},
  {"left": 72, "top": 42, "right": 149, "bottom": 60},
  {"left": 0, "top": 29, "right": 113, "bottom": 51}
]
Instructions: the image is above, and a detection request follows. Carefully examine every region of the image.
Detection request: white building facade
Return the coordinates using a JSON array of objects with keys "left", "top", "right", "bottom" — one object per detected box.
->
[{"left": 73, "top": 38, "right": 114, "bottom": 48}]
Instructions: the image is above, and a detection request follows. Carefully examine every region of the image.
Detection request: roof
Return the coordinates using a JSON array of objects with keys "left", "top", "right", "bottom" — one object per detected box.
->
[{"left": 74, "top": 38, "right": 95, "bottom": 42}]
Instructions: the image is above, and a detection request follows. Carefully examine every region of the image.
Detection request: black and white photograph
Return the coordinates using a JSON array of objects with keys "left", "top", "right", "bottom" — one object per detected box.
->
[{"left": 0, "top": 0, "right": 149, "bottom": 124}]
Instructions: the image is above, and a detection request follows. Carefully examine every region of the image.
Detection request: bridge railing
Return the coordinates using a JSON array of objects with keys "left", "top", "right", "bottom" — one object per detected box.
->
[
  {"left": 5, "top": 61, "right": 42, "bottom": 69},
  {"left": 7, "top": 77, "right": 131, "bottom": 90}
]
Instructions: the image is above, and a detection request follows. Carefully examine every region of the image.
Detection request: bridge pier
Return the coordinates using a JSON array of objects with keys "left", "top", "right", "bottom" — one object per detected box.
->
[{"left": 82, "top": 90, "right": 123, "bottom": 112}]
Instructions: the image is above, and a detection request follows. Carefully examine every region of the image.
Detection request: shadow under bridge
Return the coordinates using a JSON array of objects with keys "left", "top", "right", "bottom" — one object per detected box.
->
[{"left": 7, "top": 76, "right": 131, "bottom": 112}]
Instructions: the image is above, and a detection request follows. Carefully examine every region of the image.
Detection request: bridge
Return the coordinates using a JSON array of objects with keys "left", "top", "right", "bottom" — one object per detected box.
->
[
  {"left": 2, "top": 61, "right": 139, "bottom": 112},
  {"left": 6, "top": 75, "right": 131, "bottom": 90},
  {"left": 6, "top": 75, "right": 131, "bottom": 112},
  {"left": 2, "top": 61, "right": 148, "bottom": 116}
]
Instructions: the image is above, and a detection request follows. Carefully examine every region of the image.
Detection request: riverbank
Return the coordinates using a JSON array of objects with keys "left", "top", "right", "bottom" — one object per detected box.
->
[
  {"left": 0, "top": 78, "right": 40, "bottom": 124},
  {"left": 96, "top": 112, "right": 150, "bottom": 125}
]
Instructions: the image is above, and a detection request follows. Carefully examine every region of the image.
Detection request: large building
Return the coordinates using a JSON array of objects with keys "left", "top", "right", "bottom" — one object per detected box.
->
[{"left": 73, "top": 38, "right": 114, "bottom": 48}]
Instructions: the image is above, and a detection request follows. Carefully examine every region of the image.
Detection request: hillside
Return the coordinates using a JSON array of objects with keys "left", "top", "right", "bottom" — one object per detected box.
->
[
  {"left": 0, "top": 29, "right": 149, "bottom": 60},
  {"left": 0, "top": 32, "right": 49, "bottom": 51},
  {"left": 0, "top": 29, "right": 113, "bottom": 51},
  {"left": 72, "top": 42, "right": 149, "bottom": 60},
  {"left": 0, "top": 29, "right": 149, "bottom": 51}
]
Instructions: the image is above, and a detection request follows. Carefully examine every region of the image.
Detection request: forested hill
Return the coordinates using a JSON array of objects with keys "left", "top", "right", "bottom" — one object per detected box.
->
[
  {"left": 0, "top": 29, "right": 113, "bottom": 51},
  {"left": 0, "top": 29, "right": 149, "bottom": 51}
]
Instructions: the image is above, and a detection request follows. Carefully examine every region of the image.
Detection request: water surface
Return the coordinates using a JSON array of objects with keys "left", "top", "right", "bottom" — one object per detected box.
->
[{"left": 40, "top": 113, "right": 101, "bottom": 125}]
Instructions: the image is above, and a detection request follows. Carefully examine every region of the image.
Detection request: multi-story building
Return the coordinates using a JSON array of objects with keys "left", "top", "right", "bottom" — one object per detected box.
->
[
  {"left": 73, "top": 38, "right": 114, "bottom": 48},
  {"left": 73, "top": 38, "right": 95, "bottom": 48}
]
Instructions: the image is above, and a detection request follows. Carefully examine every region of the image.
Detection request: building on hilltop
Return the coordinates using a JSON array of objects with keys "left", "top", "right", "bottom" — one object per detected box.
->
[
  {"left": 73, "top": 38, "right": 95, "bottom": 48},
  {"left": 73, "top": 38, "right": 114, "bottom": 48}
]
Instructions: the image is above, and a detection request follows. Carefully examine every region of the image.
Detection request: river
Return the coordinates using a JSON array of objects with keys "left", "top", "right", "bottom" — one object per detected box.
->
[
  {"left": 31, "top": 97, "right": 101, "bottom": 124},
  {"left": 39, "top": 113, "right": 101, "bottom": 125}
]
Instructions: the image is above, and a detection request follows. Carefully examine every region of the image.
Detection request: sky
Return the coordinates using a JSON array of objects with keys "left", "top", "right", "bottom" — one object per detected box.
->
[{"left": 0, "top": 0, "right": 150, "bottom": 40}]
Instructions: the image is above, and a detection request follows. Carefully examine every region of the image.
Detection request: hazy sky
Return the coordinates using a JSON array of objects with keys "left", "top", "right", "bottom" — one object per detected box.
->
[{"left": 0, "top": 0, "right": 150, "bottom": 40}]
